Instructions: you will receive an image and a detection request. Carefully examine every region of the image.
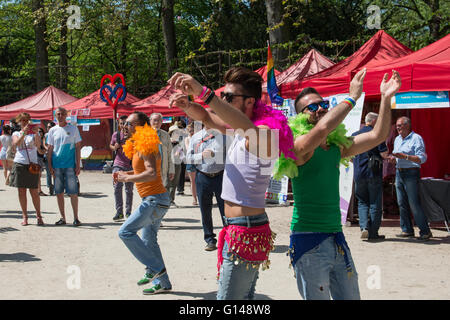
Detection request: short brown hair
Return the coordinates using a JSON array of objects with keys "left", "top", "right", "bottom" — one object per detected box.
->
[
  {"left": 223, "top": 67, "right": 263, "bottom": 100},
  {"left": 15, "top": 112, "right": 31, "bottom": 122}
]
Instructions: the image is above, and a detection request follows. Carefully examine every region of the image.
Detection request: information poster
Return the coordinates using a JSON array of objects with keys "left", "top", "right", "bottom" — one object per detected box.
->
[{"left": 265, "top": 99, "right": 296, "bottom": 205}]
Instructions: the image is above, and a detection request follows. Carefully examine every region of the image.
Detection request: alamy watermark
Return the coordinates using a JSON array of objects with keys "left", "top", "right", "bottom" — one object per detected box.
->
[
  {"left": 367, "top": 5, "right": 381, "bottom": 30},
  {"left": 67, "top": 5, "right": 81, "bottom": 30},
  {"left": 66, "top": 265, "right": 81, "bottom": 290}
]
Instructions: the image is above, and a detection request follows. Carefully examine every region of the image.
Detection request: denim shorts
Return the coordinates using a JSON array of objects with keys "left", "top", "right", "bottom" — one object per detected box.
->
[{"left": 54, "top": 167, "right": 78, "bottom": 195}]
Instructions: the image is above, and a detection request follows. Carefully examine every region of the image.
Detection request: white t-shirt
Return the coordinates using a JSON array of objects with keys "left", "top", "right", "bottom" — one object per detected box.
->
[
  {"left": 0, "top": 135, "right": 12, "bottom": 150},
  {"left": 47, "top": 124, "right": 82, "bottom": 168},
  {"left": 12, "top": 132, "right": 38, "bottom": 164}
]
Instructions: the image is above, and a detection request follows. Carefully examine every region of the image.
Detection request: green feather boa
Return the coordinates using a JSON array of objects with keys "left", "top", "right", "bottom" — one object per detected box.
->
[{"left": 273, "top": 113, "right": 354, "bottom": 180}]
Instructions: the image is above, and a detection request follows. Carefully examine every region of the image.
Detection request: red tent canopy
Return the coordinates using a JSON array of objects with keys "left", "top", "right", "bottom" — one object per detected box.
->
[
  {"left": 60, "top": 89, "right": 140, "bottom": 119},
  {"left": 363, "top": 34, "right": 449, "bottom": 179},
  {"left": 268, "top": 49, "right": 334, "bottom": 88},
  {"left": 130, "top": 85, "right": 186, "bottom": 117},
  {"left": 363, "top": 33, "right": 450, "bottom": 98},
  {"left": 280, "top": 30, "right": 413, "bottom": 99},
  {"left": 0, "top": 86, "right": 78, "bottom": 120}
]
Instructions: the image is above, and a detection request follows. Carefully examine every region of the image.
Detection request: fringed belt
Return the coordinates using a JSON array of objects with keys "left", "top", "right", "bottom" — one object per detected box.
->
[{"left": 217, "top": 223, "right": 276, "bottom": 279}]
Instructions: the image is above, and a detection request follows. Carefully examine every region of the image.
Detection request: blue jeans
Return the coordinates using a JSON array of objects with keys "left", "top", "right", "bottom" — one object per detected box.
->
[
  {"left": 293, "top": 233, "right": 360, "bottom": 300},
  {"left": 112, "top": 166, "right": 133, "bottom": 215},
  {"left": 118, "top": 192, "right": 171, "bottom": 288},
  {"left": 196, "top": 171, "right": 225, "bottom": 245},
  {"left": 395, "top": 169, "right": 430, "bottom": 236},
  {"left": 355, "top": 177, "right": 383, "bottom": 237},
  {"left": 54, "top": 167, "right": 78, "bottom": 195},
  {"left": 217, "top": 213, "right": 269, "bottom": 300}
]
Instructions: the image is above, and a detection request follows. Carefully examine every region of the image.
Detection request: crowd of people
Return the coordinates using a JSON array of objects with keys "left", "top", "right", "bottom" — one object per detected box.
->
[{"left": 0, "top": 66, "right": 436, "bottom": 300}]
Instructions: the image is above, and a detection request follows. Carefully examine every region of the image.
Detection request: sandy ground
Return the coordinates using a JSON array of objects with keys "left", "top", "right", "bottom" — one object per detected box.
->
[{"left": 0, "top": 170, "right": 449, "bottom": 300}]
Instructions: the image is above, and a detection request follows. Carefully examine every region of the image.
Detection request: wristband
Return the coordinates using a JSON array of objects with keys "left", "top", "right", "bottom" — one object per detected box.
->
[
  {"left": 204, "top": 91, "right": 216, "bottom": 105},
  {"left": 21, "top": 131, "right": 26, "bottom": 136},
  {"left": 201, "top": 88, "right": 212, "bottom": 102},
  {"left": 198, "top": 86, "right": 208, "bottom": 99},
  {"left": 347, "top": 97, "right": 356, "bottom": 105},
  {"left": 343, "top": 98, "right": 355, "bottom": 108},
  {"left": 406, "top": 155, "right": 409, "bottom": 161}
]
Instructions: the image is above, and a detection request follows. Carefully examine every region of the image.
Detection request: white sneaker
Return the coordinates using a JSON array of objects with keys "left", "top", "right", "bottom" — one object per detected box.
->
[{"left": 361, "top": 229, "right": 369, "bottom": 239}]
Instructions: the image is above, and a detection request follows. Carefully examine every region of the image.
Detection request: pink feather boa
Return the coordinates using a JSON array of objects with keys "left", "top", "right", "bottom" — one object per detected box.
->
[{"left": 251, "top": 100, "right": 296, "bottom": 160}]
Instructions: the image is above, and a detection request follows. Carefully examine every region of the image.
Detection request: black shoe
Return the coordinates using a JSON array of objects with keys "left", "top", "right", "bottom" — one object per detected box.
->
[
  {"left": 176, "top": 192, "right": 184, "bottom": 196},
  {"left": 73, "top": 219, "right": 82, "bottom": 227},
  {"left": 205, "top": 243, "right": 217, "bottom": 251},
  {"left": 113, "top": 213, "right": 124, "bottom": 221},
  {"left": 55, "top": 218, "right": 66, "bottom": 225},
  {"left": 368, "top": 234, "right": 386, "bottom": 241}
]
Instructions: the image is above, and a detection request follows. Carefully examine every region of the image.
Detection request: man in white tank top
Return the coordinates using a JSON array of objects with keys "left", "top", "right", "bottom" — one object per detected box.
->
[{"left": 168, "top": 67, "right": 283, "bottom": 300}]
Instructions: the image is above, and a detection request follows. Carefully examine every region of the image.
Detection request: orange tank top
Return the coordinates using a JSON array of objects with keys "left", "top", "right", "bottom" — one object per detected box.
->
[{"left": 132, "top": 152, "right": 166, "bottom": 198}]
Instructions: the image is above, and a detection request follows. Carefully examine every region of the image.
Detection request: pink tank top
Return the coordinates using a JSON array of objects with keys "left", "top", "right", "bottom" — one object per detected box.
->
[{"left": 221, "top": 135, "right": 275, "bottom": 208}]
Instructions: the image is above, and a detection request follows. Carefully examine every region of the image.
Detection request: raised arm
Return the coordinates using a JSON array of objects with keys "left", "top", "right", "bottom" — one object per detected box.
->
[
  {"left": 168, "top": 73, "right": 256, "bottom": 133},
  {"left": 293, "top": 68, "right": 366, "bottom": 163},
  {"left": 342, "top": 70, "right": 401, "bottom": 158}
]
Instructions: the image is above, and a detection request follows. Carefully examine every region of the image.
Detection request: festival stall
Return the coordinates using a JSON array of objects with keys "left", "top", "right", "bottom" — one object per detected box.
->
[
  {"left": 0, "top": 86, "right": 78, "bottom": 120},
  {"left": 130, "top": 84, "right": 187, "bottom": 119},
  {"left": 267, "top": 49, "right": 334, "bottom": 89},
  {"left": 58, "top": 88, "right": 140, "bottom": 169}
]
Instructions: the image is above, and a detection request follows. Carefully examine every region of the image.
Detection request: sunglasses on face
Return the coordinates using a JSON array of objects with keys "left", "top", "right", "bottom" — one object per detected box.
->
[
  {"left": 302, "top": 100, "right": 330, "bottom": 113},
  {"left": 220, "top": 92, "right": 252, "bottom": 103}
]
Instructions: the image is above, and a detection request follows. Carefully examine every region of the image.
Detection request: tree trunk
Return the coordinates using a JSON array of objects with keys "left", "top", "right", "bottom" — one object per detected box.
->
[
  {"left": 265, "top": 0, "right": 290, "bottom": 68},
  {"left": 32, "top": 0, "right": 49, "bottom": 91},
  {"left": 428, "top": 0, "right": 441, "bottom": 42},
  {"left": 58, "top": 0, "right": 69, "bottom": 91},
  {"left": 161, "top": 0, "right": 177, "bottom": 76}
]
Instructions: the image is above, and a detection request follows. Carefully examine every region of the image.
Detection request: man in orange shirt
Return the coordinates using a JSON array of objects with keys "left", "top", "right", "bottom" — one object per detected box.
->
[{"left": 116, "top": 111, "right": 172, "bottom": 295}]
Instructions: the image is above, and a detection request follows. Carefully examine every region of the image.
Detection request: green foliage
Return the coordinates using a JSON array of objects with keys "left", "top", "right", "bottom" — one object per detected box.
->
[{"left": 0, "top": 0, "right": 447, "bottom": 106}]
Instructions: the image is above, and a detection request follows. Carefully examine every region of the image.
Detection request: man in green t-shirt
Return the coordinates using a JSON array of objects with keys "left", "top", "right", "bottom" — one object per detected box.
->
[{"left": 288, "top": 69, "right": 401, "bottom": 300}]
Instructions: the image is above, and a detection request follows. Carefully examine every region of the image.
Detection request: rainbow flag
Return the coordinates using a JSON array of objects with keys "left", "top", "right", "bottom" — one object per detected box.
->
[{"left": 267, "top": 44, "right": 284, "bottom": 105}]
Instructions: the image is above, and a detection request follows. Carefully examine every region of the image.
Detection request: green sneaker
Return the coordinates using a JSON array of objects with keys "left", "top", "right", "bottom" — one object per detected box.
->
[
  {"left": 137, "top": 268, "right": 167, "bottom": 286},
  {"left": 143, "top": 284, "right": 172, "bottom": 295}
]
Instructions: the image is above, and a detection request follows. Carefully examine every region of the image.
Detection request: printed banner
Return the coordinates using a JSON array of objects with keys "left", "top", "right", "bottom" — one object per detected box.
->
[
  {"left": 77, "top": 119, "right": 100, "bottom": 126},
  {"left": 391, "top": 91, "right": 449, "bottom": 109}
]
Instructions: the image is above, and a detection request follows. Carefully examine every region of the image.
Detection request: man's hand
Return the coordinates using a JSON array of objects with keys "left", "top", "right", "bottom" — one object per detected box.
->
[
  {"left": 168, "top": 73, "right": 203, "bottom": 97},
  {"left": 349, "top": 68, "right": 367, "bottom": 101},
  {"left": 169, "top": 173, "right": 175, "bottom": 181},
  {"left": 75, "top": 165, "right": 81, "bottom": 176},
  {"left": 117, "top": 171, "right": 129, "bottom": 183},
  {"left": 169, "top": 93, "right": 193, "bottom": 111},
  {"left": 49, "top": 166, "right": 55, "bottom": 177},
  {"left": 114, "top": 143, "right": 120, "bottom": 151},
  {"left": 392, "top": 152, "right": 407, "bottom": 160},
  {"left": 380, "top": 70, "right": 401, "bottom": 98}
]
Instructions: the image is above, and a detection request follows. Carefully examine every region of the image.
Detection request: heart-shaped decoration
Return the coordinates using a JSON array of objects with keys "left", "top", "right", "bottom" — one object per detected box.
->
[{"left": 100, "top": 74, "right": 127, "bottom": 110}]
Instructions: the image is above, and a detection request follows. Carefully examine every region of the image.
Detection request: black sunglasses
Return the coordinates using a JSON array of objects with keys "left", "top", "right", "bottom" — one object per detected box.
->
[
  {"left": 220, "top": 92, "right": 253, "bottom": 103},
  {"left": 302, "top": 100, "right": 330, "bottom": 113}
]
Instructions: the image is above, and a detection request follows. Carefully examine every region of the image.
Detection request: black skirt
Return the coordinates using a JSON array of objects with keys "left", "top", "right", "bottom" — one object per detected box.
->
[{"left": 9, "top": 162, "right": 39, "bottom": 189}]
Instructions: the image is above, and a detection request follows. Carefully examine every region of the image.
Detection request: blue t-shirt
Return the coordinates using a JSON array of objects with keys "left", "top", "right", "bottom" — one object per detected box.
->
[
  {"left": 351, "top": 126, "right": 387, "bottom": 180},
  {"left": 47, "top": 124, "right": 82, "bottom": 168}
]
